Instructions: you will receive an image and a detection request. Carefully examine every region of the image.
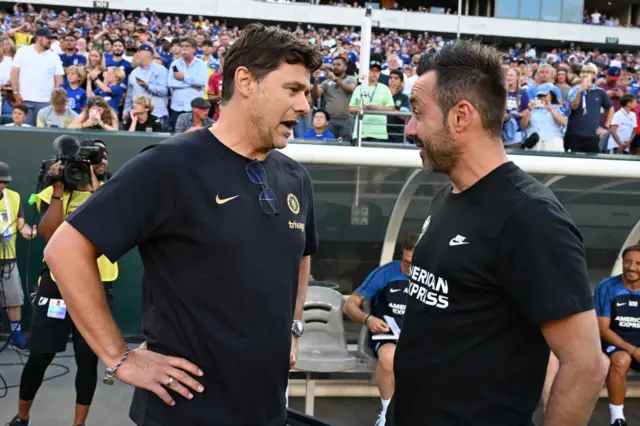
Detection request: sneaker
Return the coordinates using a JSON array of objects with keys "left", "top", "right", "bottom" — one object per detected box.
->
[
  {"left": 612, "top": 419, "right": 628, "bottom": 426},
  {"left": 375, "top": 412, "right": 386, "bottom": 426},
  {"left": 5, "top": 414, "right": 30, "bottom": 426}
]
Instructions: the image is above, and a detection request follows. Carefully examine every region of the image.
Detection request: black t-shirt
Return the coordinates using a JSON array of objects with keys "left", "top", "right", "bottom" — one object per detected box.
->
[
  {"left": 125, "top": 114, "right": 163, "bottom": 133},
  {"left": 393, "top": 162, "right": 594, "bottom": 426},
  {"left": 66, "top": 128, "right": 318, "bottom": 426}
]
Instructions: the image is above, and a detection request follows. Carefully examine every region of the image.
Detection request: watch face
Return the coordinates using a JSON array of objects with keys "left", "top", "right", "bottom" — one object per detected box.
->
[{"left": 292, "top": 320, "right": 304, "bottom": 337}]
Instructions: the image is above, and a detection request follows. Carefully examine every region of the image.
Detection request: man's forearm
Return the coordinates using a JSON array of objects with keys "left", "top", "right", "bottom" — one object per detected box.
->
[
  {"left": 544, "top": 358, "right": 605, "bottom": 426},
  {"left": 294, "top": 256, "right": 311, "bottom": 321},
  {"left": 44, "top": 222, "right": 127, "bottom": 367},
  {"left": 602, "top": 328, "right": 635, "bottom": 353}
]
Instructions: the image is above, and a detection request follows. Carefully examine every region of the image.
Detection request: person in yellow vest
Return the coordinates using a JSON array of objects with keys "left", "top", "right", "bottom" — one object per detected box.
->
[
  {"left": 0, "top": 161, "right": 37, "bottom": 350},
  {"left": 7, "top": 139, "right": 117, "bottom": 426}
]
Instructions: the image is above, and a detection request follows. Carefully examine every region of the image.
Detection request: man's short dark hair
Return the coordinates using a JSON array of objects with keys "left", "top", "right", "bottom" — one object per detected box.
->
[
  {"left": 620, "top": 93, "right": 636, "bottom": 107},
  {"left": 180, "top": 37, "right": 196, "bottom": 49},
  {"left": 417, "top": 41, "right": 506, "bottom": 138},
  {"left": 623, "top": 244, "right": 640, "bottom": 260},
  {"left": 202, "top": 40, "right": 213, "bottom": 47},
  {"left": 389, "top": 69, "right": 404, "bottom": 81},
  {"left": 313, "top": 109, "right": 330, "bottom": 122},
  {"left": 13, "top": 104, "right": 28, "bottom": 115},
  {"left": 402, "top": 233, "right": 420, "bottom": 251},
  {"left": 222, "top": 23, "right": 322, "bottom": 104},
  {"left": 333, "top": 56, "right": 347, "bottom": 64}
]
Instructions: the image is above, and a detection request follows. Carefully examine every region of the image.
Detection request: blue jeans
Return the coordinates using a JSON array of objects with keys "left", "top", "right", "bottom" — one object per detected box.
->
[{"left": 23, "top": 101, "right": 49, "bottom": 126}]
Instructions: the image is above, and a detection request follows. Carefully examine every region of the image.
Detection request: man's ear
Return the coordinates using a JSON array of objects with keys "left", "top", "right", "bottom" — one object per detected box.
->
[{"left": 234, "top": 66, "right": 254, "bottom": 99}]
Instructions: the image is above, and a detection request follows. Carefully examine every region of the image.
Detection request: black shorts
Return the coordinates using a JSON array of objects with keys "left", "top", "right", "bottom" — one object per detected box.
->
[
  {"left": 27, "top": 272, "right": 113, "bottom": 354},
  {"left": 604, "top": 345, "right": 640, "bottom": 372},
  {"left": 564, "top": 133, "right": 600, "bottom": 153},
  {"left": 371, "top": 340, "right": 397, "bottom": 359}
]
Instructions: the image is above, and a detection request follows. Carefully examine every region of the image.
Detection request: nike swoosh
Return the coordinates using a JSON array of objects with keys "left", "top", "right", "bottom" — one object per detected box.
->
[
  {"left": 449, "top": 241, "right": 470, "bottom": 246},
  {"left": 617, "top": 303, "right": 627, "bottom": 307},
  {"left": 216, "top": 195, "right": 239, "bottom": 205},
  {"left": 390, "top": 289, "right": 402, "bottom": 293}
]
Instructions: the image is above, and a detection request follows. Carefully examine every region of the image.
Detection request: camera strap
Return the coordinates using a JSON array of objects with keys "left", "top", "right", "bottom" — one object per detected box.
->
[{"left": 1, "top": 190, "right": 12, "bottom": 238}]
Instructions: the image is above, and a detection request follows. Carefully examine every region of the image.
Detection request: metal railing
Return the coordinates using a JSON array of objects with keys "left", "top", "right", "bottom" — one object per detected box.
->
[{"left": 352, "top": 109, "right": 412, "bottom": 146}]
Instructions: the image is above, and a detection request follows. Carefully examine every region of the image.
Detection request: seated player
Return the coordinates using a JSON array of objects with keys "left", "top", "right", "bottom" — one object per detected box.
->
[
  {"left": 595, "top": 243, "right": 640, "bottom": 426},
  {"left": 344, "top": 233, "right": 419, "bottom": 426}
]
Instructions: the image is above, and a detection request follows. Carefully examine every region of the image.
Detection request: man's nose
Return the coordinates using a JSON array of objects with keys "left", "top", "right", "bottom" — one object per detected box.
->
[
  {"left": 293, "top": 92, "right": 310, "bottom": 116},
  {"left": 405, "top": 116, "right": 417, "bottom": 139}
]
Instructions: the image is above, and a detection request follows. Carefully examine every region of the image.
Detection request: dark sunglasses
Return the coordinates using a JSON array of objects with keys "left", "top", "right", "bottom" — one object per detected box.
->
[{"left": 245, "top": 160, "right": 279, "bottom": 216}]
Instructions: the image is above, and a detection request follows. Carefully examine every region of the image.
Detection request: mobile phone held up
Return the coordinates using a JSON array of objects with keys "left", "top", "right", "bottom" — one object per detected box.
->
[{"left": 172, "top": 65, "right": 179, "bottom": 72}]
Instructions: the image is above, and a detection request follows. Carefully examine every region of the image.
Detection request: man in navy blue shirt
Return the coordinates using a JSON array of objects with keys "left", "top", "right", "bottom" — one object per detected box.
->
[
  {"left": 59, "top": 34, "right": 87, "bottom": 70},
  {"left": 566, "top": 63, "right": 614, "bottom": 153},
  {"left": 595, "top": 243, "right": 640, "bottom": 426},
  {"left": 344, "top": 233, "right": 419, "bottom": 426}
]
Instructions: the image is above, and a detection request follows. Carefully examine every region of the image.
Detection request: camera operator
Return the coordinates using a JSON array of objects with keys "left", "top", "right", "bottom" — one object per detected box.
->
[
  {"left": 6, "top": 139, "right": 118, "bottom": 426},
  {"left": 0, "top": 161, "right": 37, "bottom": 351}
]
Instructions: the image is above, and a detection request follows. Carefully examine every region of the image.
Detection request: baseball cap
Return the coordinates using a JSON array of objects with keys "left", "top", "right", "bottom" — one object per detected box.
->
[
  {"left": 137, "top": 44, "right": 154, "bottom": 53},
  {"left": 369, "top": 59, "right": 382, "bottom": 70},
  {"left": 191, "top": 97, "right": 211, "bottom": 110},
  {"left": 608, "top": 66, "right": 622, "bottom": 80},
  {"left": 34, "top": 27, "right": 54, "bottom": 39},
  {"left": 536, "top": 82, "right": 555, "bottom": 96}
]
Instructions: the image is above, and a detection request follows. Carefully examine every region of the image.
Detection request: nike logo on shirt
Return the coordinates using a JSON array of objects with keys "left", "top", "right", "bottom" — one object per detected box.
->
[
  {"left": 216, "top": 195, "right": 239, "bottom": 205},
  {"left": 449, "top": 235, "right": 469, "bottom": 246}
]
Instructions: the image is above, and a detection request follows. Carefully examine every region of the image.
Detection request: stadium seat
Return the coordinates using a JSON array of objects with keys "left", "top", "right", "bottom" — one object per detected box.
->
[
  {"left": 356, "top": 300, "right": 377, "bottom": 370},
  {"left": 295, "top": 286, "right": 357, "bottom": 415}
]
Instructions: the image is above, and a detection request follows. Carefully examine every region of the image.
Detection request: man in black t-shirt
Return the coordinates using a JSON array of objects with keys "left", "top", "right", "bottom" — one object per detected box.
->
[
  {"left": 392, "top": 41, "right": 606, "bottom": 426},
  {"left": 41, "top": 24, "right": 322, "bottom": 426}
]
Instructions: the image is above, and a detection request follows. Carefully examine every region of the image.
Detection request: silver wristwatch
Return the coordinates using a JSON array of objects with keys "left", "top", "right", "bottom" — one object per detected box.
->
[{"left": 292, "top": 320, "right": 304, "bottom": 338}]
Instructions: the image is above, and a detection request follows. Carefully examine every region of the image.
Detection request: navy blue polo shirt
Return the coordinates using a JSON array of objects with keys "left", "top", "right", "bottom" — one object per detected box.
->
[
  {"left": 566, "top": 85, "right": 613, "bottom": 137},
  {"left": 66, "top": 128, "right": 318, "bottom": 426}
]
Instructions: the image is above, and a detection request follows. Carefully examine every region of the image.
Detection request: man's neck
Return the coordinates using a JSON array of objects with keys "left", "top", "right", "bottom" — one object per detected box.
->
[
  {"left": 210, "top": 103, "right": 270, "bottom": 161},
  {"left": 34, "top": 43, "right": 45, "bottom": 54},
  {"left": 65, "top": 49, "right": 76, "bottom": 55},
  {"left": 448, "top": 138, "right": 509, "bottom": 193},
  {"left": 315, "top": 126, "right": 326, "bottom": 134},
  {"left": 113, "top": 54, "right": 122, "bottom": 60},
  {"left": 183, "top": 56, "right": 193, "bottom": 66},
  {"left": 54, "top": 107, "right": 66, "bottom": 115},
  {"left": 623, "top": 277, "right": 640, "bottom": 291}
]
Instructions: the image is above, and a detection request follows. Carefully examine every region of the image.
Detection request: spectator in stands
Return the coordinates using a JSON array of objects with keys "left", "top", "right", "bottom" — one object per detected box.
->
[
  {"left": 169, "top": 39, "right": 182, "bottom": 63},
  {"left": 62, "top": 66, "right": 87, "bottom": 114},
  {"left": 174, "top": 97, "right": 213, "bottom": 133},
  {"left": 349, "top": 56, "right": 395, "bottom": 142},
  {"left": 68, "top": 96, "right": 118, "bottom": 131},
  {"left": 554, "top": 68, "right": 571, "bottom": 102},
  {"left": 85, "top": 49, "right": 106, "bottom": 83},
  {"left": 606, "top": 93, "right": 637, "bottom": 154},
  {"left": 125, "top": 94, "right": 163, "bottom": 133},
  {"left": 200, "top": 39, "right": 217, "bottom": 72},
  {"left": 387, "top": 70, "right": 409, "bottom": 143},
  {"left": 168, "top": 37, "right": 208, "bottom": 131},
  {"left": 4, "top": 104, "right": 29, "bottom": 127},
  {"left": 312, "top": 55, "right": 356, "bottom": 142},
  {"left": 597, "top": 66, "right": 627, "bottom": 150},
  {"left": 0, "top": 38, "right": 16, "bottom": 113},
  {"left": 105, "top": 39, "right": 132, "bottom": 77},
  {"left": 519, "top": 83, "right": 567, "bottom": 152},
  {"left": 10, "top": 27, "right": 64, "bottom": 126},
  {"left": 59, "top": 33, "right": 87, "bottom": 71},
  {"left": 87, "top": 66, "right": 125, "bottom": 114},
  {"left": 566, "top": 63, "right": 614, "bottom": 153},
  {"left": 527, "top": 63, "right": 562, "bottom": 101},
  {"left": 595, "top": 244, "right": 640, "bottom": 426},
  {"left": 503, "top": 67, "right": 529, "bottom": 149},
  {"left": 207, "top": 50, "right": 224, "bottom": 121},
  {"left": 36, "top": 88, "right": 78, "bottom": 128},
  {"left": 125, "top": 44, "right": 169, "bottom": 130},
  {"left": 403, "top": 63, "right": 417, "bottom": 96},
  {"left": 303, "top": 110, "right": 335, "bottom": 141},
  {"left": 344, "top": 233, "right": 419, "bottom": 426}
]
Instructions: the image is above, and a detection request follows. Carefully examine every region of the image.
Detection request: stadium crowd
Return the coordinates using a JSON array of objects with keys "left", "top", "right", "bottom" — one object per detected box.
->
[{"left": 0, "top": 3, "right": 638, "bottom": 153}]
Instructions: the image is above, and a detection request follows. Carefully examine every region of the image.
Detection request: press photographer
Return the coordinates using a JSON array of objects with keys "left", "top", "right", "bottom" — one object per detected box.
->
[
  {"left": 0, "top": 161, "right": 37, "bottom": 351},
  {"left": 5, "top": 136, "right": 118, "bottom": 426}
]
